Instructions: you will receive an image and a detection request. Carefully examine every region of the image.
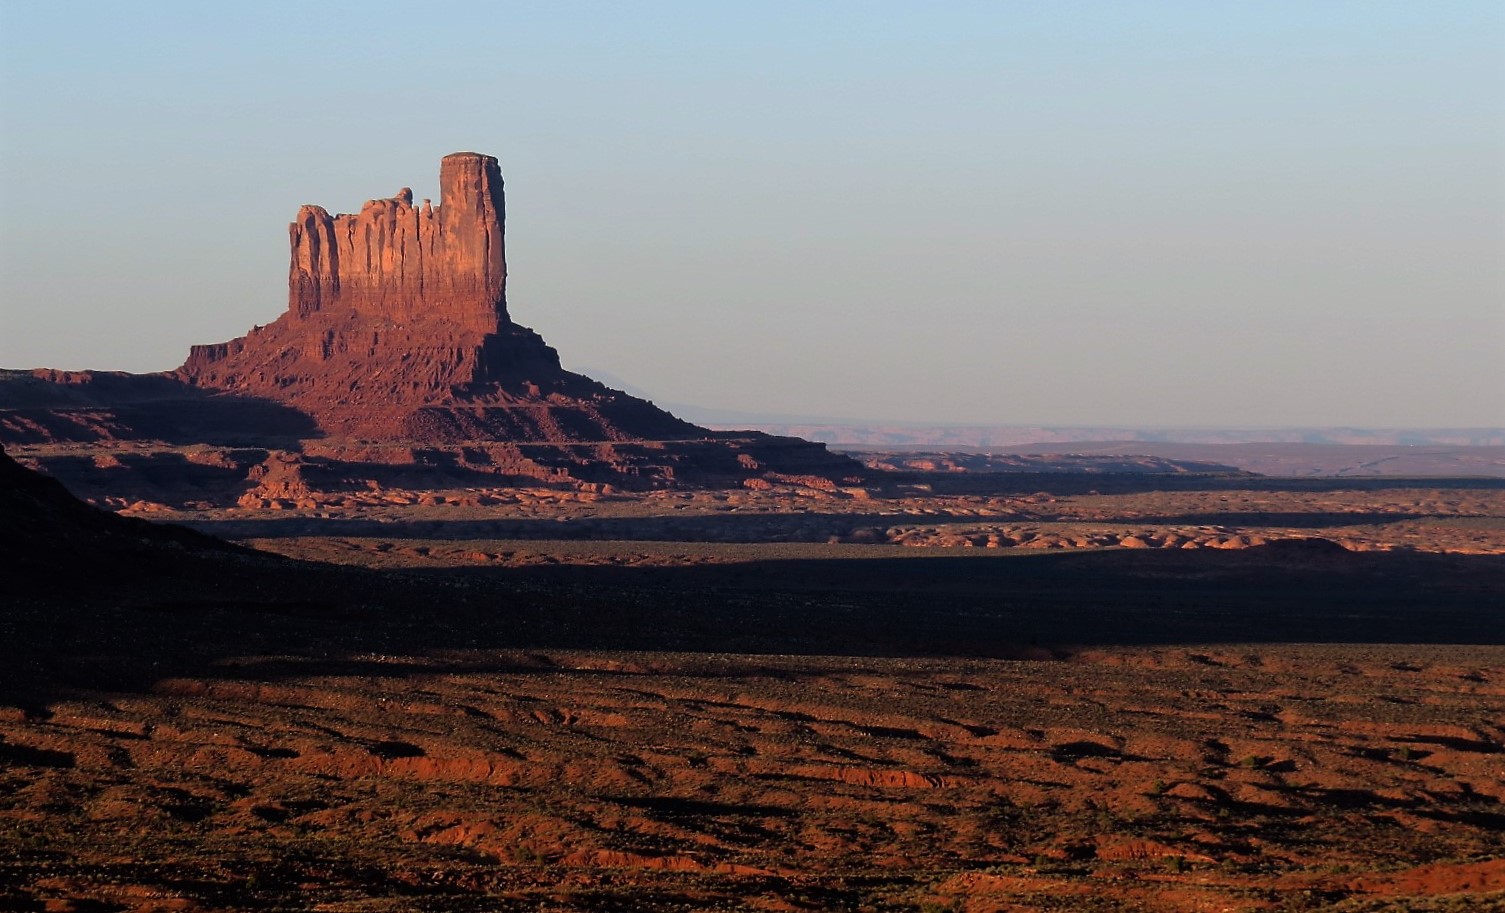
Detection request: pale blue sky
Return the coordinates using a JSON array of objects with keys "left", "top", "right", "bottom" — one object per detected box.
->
[{"left": 2, "top": 1, "right": 1501, "bottom": 426}]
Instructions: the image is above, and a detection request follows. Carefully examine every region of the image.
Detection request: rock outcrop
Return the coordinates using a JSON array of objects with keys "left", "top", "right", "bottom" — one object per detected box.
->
[{"left": 176, "top": 152, "right": 662, "bottom": 441}]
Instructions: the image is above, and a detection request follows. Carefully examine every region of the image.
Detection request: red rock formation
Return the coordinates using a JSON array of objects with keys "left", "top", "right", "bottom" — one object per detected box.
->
[
  {"left": 3, "top": 153, "right": 861, "bottom": 488},
  {"left": 285, "top": 153, "right": 506, "bottom": 329},
  {"left": 176, "top": 152, "right": 695, "bottom": 443}
]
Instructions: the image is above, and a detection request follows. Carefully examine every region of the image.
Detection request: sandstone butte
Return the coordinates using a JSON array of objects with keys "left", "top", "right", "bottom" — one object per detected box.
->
[
  {"left": 0, "top": 153, "right": 858, "bottom": 487},
  {"left": 178, "top": 152, "right": 713, "bottom": 442}
]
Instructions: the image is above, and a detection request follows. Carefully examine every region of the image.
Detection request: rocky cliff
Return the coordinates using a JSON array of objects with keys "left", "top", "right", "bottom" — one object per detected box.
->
[{"left": 285, "top": 152, "right": 507, "bottom": 328}]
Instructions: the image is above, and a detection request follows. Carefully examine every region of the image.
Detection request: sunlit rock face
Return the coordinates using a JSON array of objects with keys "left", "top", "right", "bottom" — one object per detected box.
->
[
  {"left": 176, "top": 152, "right": 693, "bottom": 442},
  {"left": 285, "top": 152, "right": 507, "bottom": 329}
]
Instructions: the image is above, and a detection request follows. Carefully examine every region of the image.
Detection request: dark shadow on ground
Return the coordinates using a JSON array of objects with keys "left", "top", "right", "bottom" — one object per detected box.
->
[
  {"left": 180, "top": 508, "right": 1492, "bottom": 544},
  {"left": 180, "top": 511, "right": 1022, "bottom": 541},
  {"left": 5, "top": 538, "right": 1503, "bottom": 710}
]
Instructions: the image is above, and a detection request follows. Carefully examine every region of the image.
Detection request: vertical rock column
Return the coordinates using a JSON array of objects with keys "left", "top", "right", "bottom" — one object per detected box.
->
[
  {"left": 437, "top": 151, "right": 508, "bottom": 328},
  {"left": 289, "top": 205, "right": 340, "bottom": 317},
  {"left": 285, "top": 152, "right": 508, "bottom": 329}
]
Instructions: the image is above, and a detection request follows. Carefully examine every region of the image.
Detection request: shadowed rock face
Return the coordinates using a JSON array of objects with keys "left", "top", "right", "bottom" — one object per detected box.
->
[{"left": 0, "top": 445, "right": 238, "bottom": 576}]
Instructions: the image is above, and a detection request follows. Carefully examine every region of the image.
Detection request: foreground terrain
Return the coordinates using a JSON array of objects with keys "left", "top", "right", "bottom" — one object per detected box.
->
[
  {"left": 4, "top": 449, "right": 1504, "bottom": 912},
  {"left": 5, "top": 641, "right": 1503, "bottom": 913}
]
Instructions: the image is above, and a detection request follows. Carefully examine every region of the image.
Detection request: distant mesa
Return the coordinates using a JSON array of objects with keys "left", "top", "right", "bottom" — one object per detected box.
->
[
  {"left": 1, "top": 153, "right": 859, "bottom": 488},
  {"left": 176, "top": 150, "right": 685, "bottom": 442}
]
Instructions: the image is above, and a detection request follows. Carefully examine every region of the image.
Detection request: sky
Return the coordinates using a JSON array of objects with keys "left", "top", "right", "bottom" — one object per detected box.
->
[{"left": 1, "top": 1, "right": 1501, "bottom": 428}]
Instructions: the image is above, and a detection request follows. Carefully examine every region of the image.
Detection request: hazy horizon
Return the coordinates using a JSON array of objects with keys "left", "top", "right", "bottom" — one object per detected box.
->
[{"left": 2, "top": 2, "right": 1501, "bottom": 427}]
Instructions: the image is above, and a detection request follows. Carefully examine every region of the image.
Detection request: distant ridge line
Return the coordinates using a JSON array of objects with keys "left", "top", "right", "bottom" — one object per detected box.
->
[{"left": 697, "top": 423, "right": 1505, "bottom": 449}]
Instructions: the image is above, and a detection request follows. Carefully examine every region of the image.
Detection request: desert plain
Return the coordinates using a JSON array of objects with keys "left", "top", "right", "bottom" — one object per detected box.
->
[{"left": 4, "top": 442, "right": 1505, "bottom": 913}]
